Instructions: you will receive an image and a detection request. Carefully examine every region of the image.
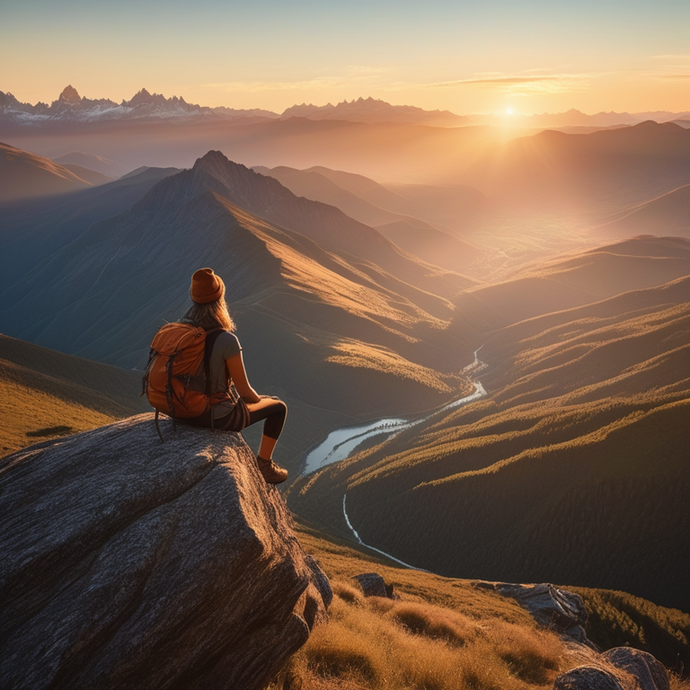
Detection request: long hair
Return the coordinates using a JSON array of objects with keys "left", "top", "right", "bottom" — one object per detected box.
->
[{"left": 181, "top": 297, "right": 236, "bottom": 332}]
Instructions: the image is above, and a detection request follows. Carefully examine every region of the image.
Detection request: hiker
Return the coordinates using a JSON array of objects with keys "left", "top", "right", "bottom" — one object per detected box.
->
[{"left": 145, "top": 268, "right": 289, "bottom": 484}]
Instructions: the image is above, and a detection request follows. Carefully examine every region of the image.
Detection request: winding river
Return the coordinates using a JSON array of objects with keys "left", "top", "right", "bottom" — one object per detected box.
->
[{"left": 301, "top": 347, "right": 488, "bottom": 569}]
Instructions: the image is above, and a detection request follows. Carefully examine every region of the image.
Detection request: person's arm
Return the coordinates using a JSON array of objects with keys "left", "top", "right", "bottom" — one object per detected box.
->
[{"left": 226, "top": 352, "right": 261, "bottom": 404}]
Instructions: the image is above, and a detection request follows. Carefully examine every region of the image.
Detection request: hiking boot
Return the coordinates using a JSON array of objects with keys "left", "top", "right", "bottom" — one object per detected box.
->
[{"left": 257, "top": 456, "right": 288, "bottom": 484}]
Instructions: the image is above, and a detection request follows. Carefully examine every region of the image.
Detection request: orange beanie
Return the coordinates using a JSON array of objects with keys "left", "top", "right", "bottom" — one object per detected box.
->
[{"left": 190, "top": 268, "right": 225, "bottom": 304}]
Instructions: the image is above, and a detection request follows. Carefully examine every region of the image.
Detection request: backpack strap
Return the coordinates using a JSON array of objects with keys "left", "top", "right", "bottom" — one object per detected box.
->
[
  {"left": 141, "top": 347, "right": 156, "bottom": 397},
  {"left": 154, "top": 409, "right": 165, "bottom": 443},
  {"left": 204, "top": 328, "right": 225, "bottom": 432},
  {"left": 203, "top": 328, "right": 225, "bottom": 396}
]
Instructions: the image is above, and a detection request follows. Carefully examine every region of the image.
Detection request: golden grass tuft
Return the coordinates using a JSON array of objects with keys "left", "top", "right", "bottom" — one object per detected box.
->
[
  {"left": 384, "top": 600, "right": 478, "bottom": 646},
  {"left": 332, "top": 581, "right": 365, "bottom": 606},
  {"left": 488, "top": 621, "right": 561, "bottom": 684}
]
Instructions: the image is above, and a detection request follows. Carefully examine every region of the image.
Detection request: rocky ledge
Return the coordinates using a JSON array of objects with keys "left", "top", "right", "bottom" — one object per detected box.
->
[{"left": 0, "top": 413, "right": 331, "bottom": 690}]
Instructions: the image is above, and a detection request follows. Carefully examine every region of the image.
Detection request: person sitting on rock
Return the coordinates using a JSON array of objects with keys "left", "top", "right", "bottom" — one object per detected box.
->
[{"left": 180, "top": 268, "right": 289, "bottom": 484}]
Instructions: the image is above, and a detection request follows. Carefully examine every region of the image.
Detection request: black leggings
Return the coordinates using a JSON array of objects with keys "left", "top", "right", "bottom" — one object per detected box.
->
[
  {"left": 184, "top": 395, "right": 287, "bottom": 441},
  {"left": 245, "top": 396, "right": 287, "bottom": 440}
]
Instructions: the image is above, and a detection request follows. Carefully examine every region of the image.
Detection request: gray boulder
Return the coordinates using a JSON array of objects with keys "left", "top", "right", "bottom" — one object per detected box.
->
[
  {"left": 553, "top": 647, "right": 670, "bottom": 690},
  {"left": 489, "top": 582, "right": 590, "bottom": 644},
  {"left": 353, "top": 572, "right": 395, "bottom": 599},
  {"left": 554, "top": 666, "right": 627, "bottom": 690},
  {"left": 0, "top": 413, "right": 331, "bottom": 690},
  {"left": 601, "top": 648, "right": 670, "bottom": 690}
]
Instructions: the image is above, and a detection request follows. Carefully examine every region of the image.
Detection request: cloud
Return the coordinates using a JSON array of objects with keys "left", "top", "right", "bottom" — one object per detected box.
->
[
  {"left": 422, "top": 73, "right": 590, "bottom": 94},
  {"left": 650, "top": 54, "right": 690, "bottom": 60}
]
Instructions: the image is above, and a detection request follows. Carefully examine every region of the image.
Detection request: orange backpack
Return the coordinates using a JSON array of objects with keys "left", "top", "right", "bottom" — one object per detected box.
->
[{"left": 142, "top": 323, "right": 229, "bottom": 440}]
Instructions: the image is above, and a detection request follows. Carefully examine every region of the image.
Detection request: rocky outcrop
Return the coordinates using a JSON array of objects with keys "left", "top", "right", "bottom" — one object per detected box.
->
[
  {"left": 554, "top": 647, "right": 670, "bottom": 690},
  {"left": 475, "top": 581, "right": 590, "bottom": 645},
  {"left": 0, "top": 413, "right": 331, "bottom": 690},
  {"left": 472, "top": 582, "right": 671, "bottom": 690}
]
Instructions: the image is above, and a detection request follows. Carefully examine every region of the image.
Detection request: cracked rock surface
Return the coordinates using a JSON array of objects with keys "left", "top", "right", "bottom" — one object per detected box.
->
[{"left": 0, "top": 413, "right": 331, "bottom": 690}]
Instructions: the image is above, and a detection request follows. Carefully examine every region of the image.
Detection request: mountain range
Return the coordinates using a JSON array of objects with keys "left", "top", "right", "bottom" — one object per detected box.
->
[
  {"left": 3, "top": 86, "right": 690, "bottom": 131},
  {"left": 280, "top": 97, "right": 468, "bottom": 126},
  {"left": 0, "top": 87, "right": 466, "bottom": 128},
  {"left": 0, "top": 149, "right": 475, "bottom": 453},
  {"left": 0, "top": 86, "right": 277, "bottom": 125}
]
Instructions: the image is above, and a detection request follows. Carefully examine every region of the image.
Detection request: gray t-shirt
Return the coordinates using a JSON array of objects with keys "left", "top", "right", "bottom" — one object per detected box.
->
[{"left": 208, "top": 331, "right": 242, "bottom": 418}]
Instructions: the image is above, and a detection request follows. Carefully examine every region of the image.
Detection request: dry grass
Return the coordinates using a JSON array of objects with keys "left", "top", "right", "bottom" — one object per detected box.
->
[
  {"left": 326, "top": 339, "right": 452, "bottom": 392},
  {"left": 0, "top": 376, "right": 115, "bottom": 457},
  {"left": 269, "top": 522, "right": 580, "bottom": 690},
  {"left": 0, "top": 335, "right": 147, "bottom": 457},
  {"left": 275, "top": 579, "right": 572, "bottom": 690}
]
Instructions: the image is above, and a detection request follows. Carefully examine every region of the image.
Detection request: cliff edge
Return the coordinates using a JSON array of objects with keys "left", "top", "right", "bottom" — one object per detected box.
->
[{"left": 0, "top": 413, "right": 331, "bottom": 690}]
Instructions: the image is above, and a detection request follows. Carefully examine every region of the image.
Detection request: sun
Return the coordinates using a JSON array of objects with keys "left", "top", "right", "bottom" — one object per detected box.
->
[{"left": 506, "top": 107, "right": 515, "bottom": 115}]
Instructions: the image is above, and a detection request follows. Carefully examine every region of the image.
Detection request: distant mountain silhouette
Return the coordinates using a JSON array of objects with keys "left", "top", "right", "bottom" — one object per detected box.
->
[
  {"left": 0, "top": 142, "right": 95, "bottom": 202},
  {"left": 257, "top": 164, "right": 486, "bottom": 272},
  {"left": 469, "top": 121, "right": 690, "bottom": 215},
  {"left": 281, "top": 97, "right": 468, "bottom": 127},
  {"left": 54, "top": 152, "right": 129, "bottom": 178},
  {"left": 504, "top": 108, "right": 687, "bottom": 129},
  {"left": 0, "top": 86, "right": 279, "bottom": 124}
]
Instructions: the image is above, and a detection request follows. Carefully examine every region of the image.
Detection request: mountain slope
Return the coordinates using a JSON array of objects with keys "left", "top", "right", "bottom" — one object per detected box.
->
[
  {"left": 59, "top": 163, "right": 112, "bottom": 186},
  {"left": 0, "top": 335, "right": 147, "bottom": 456},
  {"left": 292, "top": 521, "right": 690, "bottom": 680},
  {"left": 0, "top": 142, "right": 94, "bottom": 202},
  {"left": 54, "top": 151, "right": 129, "bottom": 178},
  {"left": 288, "top": 248, "right": 690, "bottom": 612},
  {"left": 596, "top": 183, "right": 690, "bottom": 239},
  {"left": 258, "top": 164, "right": 485, "bottom": 272},
  {"left": 256, "top": 164, "right": 430, "bottom": 230},
  {"left": 0, "top": 163, "right": 180, "bottom": 286},
  {"left": 449, "top": 236, "right": 690, "bottom": 343}
]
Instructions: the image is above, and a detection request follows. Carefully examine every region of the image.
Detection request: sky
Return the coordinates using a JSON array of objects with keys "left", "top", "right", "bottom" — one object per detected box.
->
[{"left": 2, "top": 0, "right": 690, "bottom": 115}]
